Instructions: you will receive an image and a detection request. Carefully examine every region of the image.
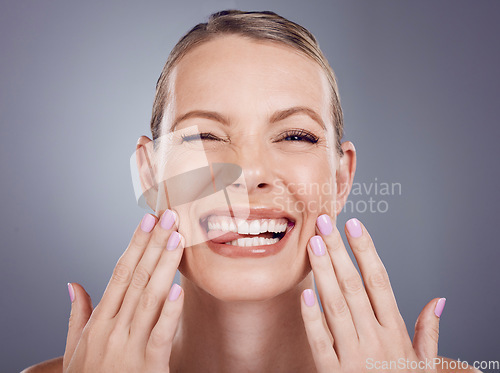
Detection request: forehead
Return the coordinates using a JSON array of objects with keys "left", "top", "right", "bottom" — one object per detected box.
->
[{"left": 169, "top": 35, "right": 331, "bottom": 121}]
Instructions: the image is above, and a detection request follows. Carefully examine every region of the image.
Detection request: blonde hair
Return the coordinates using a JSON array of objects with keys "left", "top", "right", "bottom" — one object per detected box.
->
[{"left": 150, "top": 9, "right": 344, "bottom": 155}]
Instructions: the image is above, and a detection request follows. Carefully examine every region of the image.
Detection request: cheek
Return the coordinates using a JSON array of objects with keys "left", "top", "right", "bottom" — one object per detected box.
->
[{"left": 275, "top": 155, "right": 337, "bottom": 218}]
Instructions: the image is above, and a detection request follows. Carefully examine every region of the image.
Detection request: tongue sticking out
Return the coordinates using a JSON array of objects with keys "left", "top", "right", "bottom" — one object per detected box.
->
[{"left": 207, "top": 230, "right": 276, "bottom": 244}]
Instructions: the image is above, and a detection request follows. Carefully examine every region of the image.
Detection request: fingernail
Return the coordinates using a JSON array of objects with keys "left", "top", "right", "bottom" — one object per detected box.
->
[
  {"left": 317, "top": 214, "right": 333, "bottom": 235},
  {"left": 140, "top": 213, "right": 156, "bottom": 233},
  {"left": 434, "top": 298, "right": 446, "bottom": 317},
  {"left": 310, "top": 235, "right": 326, "bottom": 256},
  {"left": 160, "top": 209, "right": 176, "bottom": 230},
  {"left": 67, "top": 283, "right": 75, "bottom": 303},
  {"left": 166, "top": 231, "right": 182, "bottom": 251},
  {"left": 346, "top": 218, "right": 362, "bottom": 238},
  {"left": 303, "top": 289, "right": 315, "bottom": 307},
  {"left": 168, "top": 283, "right": 182, "bottom": 301}
]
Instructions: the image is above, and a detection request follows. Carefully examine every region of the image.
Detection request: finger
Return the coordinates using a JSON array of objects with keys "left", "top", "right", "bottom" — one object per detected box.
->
[
  {"left": 63, "top": 283, "right": 93, "bottom": 370},
  {"left": 316, "top": 215, "right": 379, "bottom": 336},
  {"left": 130, "top": 231, "right": 185, "bottom": 346},
  {"left": 145, "top": 284, "right": 184, "bottom": 371},
  {"left": 344, "top": 218, "right": 404, "bottom": 329},
  {"left": 413, "top": 297, "right": 445, "bottom": 360},
  {"left": 115, "top": 209, "right": 178, "bottom": 327},
  {"left": 92, "top": 213, "right": 158, "bottom": 320},
  {"left": 307, "top": 235, "right": 358, "bottom": 360},
  {"left": 300, "top": 289, "right": 338, "bottom": 373}
]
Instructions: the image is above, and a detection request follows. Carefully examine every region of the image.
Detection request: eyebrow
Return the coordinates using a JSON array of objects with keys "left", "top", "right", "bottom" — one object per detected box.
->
[{"left": 171, "top": 106, "right": 326, "bottom": 131}]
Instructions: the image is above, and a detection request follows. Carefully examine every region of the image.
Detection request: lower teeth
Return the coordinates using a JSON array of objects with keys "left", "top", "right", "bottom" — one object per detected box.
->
[{"left": 225, "top": 237, "right": 280, "bottom": 246}]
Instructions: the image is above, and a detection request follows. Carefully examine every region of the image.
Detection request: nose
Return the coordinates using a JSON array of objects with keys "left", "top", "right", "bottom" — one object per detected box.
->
[{"left": 227, "top": 140, "right": 274, "bottom": 195}]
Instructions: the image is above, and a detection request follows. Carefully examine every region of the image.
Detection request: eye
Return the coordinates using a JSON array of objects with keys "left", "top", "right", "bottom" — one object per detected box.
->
[
  {"left": 274, "top": 129, "right": 319, "bottom": 144},
  {"left": 181, "top": 132, "right": 227, "bottom": 143}
]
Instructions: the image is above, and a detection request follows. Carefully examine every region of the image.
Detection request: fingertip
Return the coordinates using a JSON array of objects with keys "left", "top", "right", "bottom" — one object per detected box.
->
[
  {"left": 67, "top": 282, "right": 75, "bottom": 303},
  {"left": 345, "top": 217, "right": 362, "bottom": 238},
  {"left": 69, "top": 282, "right": 94, "bottom": 311},
  {"left": 302, "top": 289, "right": 316, "bottom": 307},
  {"left": 168, "top": 283, "right": 182, "bottom": 302},
  {"left": 434, "top": 298, "right": 446, "bottom": 318}
]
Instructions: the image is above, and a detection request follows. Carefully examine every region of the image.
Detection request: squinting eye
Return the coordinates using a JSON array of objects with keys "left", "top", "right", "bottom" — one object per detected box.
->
[
  {"left": 275, "top": 129, "right": 319, "bottom": 144},
  {"left": 181, "top": 132, "right": 226, "bottom": 142}
]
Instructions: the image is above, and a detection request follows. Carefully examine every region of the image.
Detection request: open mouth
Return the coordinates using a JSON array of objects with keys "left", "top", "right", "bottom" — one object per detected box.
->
[{"left": 200, "top": 215, "right": 295, "bottom": 247}]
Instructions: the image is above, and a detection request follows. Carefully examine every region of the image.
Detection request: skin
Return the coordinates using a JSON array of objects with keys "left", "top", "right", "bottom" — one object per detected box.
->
[{"left": 23, "top": 35, "right": 481, "bottom": 373}]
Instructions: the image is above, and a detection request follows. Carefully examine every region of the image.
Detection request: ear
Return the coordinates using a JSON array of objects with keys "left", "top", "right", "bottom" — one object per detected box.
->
[
  {"left": 334, "top": 141, "right": 356, "bottom": 216},
  {"left": 135, "top": 135, "right": 159, "bottom": 212}
]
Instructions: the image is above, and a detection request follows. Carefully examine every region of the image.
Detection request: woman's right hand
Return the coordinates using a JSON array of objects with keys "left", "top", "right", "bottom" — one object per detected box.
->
[{"left": 63, "top": 209, "right": 185, "bottom": 373}]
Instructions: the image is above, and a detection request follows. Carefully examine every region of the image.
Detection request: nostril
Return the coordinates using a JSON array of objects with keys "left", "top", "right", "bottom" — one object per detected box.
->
[{"left": 257, "top": 183, "right": 268, "bottom": 189}]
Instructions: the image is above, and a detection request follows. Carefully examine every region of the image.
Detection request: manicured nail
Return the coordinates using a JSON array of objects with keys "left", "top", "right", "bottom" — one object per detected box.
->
[
  {"left": 166, "top": 231, "right": 182, "bottom": 251},
  {"left": 346, "top": 218, "right": 362, "bottom": 238},
  {"left": 160, "top": 209, "right": 176, "bottom": 230},
  {"left": 434, "top": 298, "right": 446, "bottom": 317},
  {"left": 317, "top": 214, "right": 333, "bottom": 235},
  {"left": 67, "top": 283, "right": 75, "bottom": 303},
  {"left": 168, "top": 283, "right": 182, "bottom": 301},
  {"left": 303, "top": 289, "right": 315, "bottom": 307},
  {"left": 140, "top": 213, "right": 156, "bottom": 233},
  {"left": 310, "top": 235, "right": 326, "bottom": 256}
]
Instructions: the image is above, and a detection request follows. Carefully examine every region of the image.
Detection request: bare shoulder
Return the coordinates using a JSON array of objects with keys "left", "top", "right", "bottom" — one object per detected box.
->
[
  {"left": 437, "top": 356, "right": 483, "bottom": 373},
  {"left": 21, "top": 356, "right": 63, "bottom": 373}
]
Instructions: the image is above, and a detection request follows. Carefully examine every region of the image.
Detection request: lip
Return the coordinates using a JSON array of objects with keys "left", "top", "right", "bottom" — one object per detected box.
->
[
  {"left": 199, "top": 206, "right": 296, "bottom": 222},
  {"left": 199, "top": 206, "right": 296, "bottom": 258}
]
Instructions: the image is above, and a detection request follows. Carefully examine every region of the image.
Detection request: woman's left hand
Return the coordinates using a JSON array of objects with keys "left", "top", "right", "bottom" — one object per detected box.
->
[{"left": 301, "top": 215, "right": 446, "bottom": 373}]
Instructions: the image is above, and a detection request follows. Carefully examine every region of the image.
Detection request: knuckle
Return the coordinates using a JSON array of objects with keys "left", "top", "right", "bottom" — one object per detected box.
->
[
  {"left": 149, "top": 326, "right": 172, "bottom": 348},
  {"left": 140, "top": 289, "right": 159, "bottom": 310},
  {"left": 131, "top": 265, "right": 151, "bottom": 289},
  {"left": 415, "top": 318, "right": 440, "bottom": 344},
  {"left": 108, "top": 328, "right": 125, "bottom": 348},
  {"left": 329, "top": 229, "right": 344, "bottom": 252},
  {"left": 424, "top": 324, "right": 440, "bottom": 345},
  {"left": 341, "top": 275, "right": 364, "bottom": 295},
  {"left": 112, "top": 262, "right": 132, "bottom": 284},
  {"left": 367, "top": 269, "right": 390, "bottom": 290},
  {"left": 326, "top": 296, "right": 349, "bottom": 317},
  {"left": 311, "top": 337, "right": 332, "bottom": 356}
]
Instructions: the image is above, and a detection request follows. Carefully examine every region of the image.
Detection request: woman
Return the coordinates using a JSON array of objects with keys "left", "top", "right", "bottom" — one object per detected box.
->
[{"left": 24, "top": 10, "right": 479, "bottom": 373}]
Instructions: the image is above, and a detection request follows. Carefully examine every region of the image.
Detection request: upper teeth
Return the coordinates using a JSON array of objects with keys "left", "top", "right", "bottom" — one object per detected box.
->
[{"left": 207, "top": 216, "right": 288, "bottom": 235}]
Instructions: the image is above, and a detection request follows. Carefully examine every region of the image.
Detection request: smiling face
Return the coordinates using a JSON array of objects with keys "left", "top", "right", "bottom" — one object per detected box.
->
[{"left": 141, "top": 34, "right": 353, "bottom": 301}]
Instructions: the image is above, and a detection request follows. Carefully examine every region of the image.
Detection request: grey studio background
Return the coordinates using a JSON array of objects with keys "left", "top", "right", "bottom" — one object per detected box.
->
[{"left": 1, "top": 0, "right": 499, "bottom": 372}]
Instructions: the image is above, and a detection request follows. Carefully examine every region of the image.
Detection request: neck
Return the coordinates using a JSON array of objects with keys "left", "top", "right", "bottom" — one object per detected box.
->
[{"left": 170, "top": 272, "right": 316, "bottom": 373}]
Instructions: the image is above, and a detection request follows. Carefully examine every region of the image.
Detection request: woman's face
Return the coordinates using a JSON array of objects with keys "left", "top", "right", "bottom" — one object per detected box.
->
[{"left": 145, "top": 35, "right": 354, "bottom": 301}]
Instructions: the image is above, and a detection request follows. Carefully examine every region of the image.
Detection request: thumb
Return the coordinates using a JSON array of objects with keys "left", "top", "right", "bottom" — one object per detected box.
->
[
  {"left": 412, "top": 297, "right": 446, "bottom": 360},
  {"left": 63, "top": 283, "right": 93, "bottom": 368}
]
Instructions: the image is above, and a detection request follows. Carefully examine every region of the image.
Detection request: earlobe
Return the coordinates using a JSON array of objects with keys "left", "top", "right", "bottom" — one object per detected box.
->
[
  {"left": 135, "top": 136, "right": 159, "bottom": 212},
  {"left": 334, "top": 141, "right": 356, "bottom": 216}
]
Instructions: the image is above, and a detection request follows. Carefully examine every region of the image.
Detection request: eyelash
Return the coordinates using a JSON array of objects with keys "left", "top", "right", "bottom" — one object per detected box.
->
[
  {"left": 181, "top": 132, "right": 226, "bottom": 142},
  {"left": 181, "top": 129, "right": 319, "bottom": 144},
  {"left": 274, "top": 129, "right": 319, "bottom": 144}
]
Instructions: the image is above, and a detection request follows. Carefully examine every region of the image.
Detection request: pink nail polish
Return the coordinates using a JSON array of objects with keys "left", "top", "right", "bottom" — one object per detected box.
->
[
  {"left": 317, "top": 214, "right": 333, "bottom": 235},
  {"left": 140, "top": 213, "right": 156, "bottom": 233},
  {"left": 434, "top": 298, "right": 446, "bottom": 317},
  {"left": 166, "top": 231, "right": 182, "bottom": 251},
  {"left": 303, "top": 289, "right": 315, "bottom": 307},
  {"left": 160, "top": 209, "right": 176, "bottom": 230},
  {"left": 67, "top": 283, "right": 75, "bottom": 303},
  {"left": 310, "top": 235, "right": 326, "bottom": 256},
  {"left": 168, "top": 283, "right": 182, "bottom": 301},
  {"left": 346, "top": 218, "right": 362, "bottom": 238}
]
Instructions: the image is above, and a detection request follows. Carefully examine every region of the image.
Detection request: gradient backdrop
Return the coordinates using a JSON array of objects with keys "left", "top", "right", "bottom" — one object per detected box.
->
[{"left": 1, "top": 1, "right": 499, "bottom": 372}]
